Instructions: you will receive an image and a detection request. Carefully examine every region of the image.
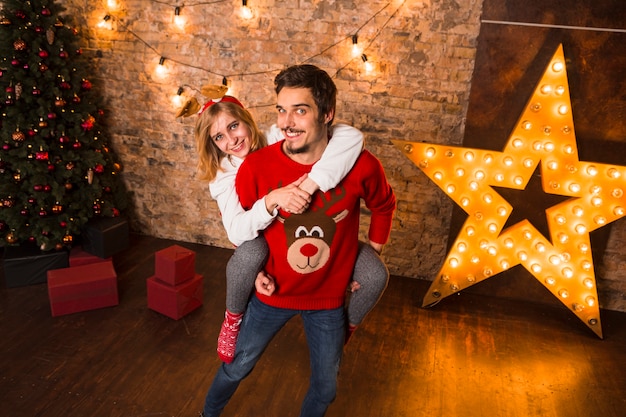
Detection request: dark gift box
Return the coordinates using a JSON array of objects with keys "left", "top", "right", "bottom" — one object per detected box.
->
[
  {"left": 69, "top": 246, "right": 111, "bottom": 267},
  {"left": 154, "top": 245, "right": 196, "bottom": 286},
  {"left": 147, "top": 274, "right": 203, "bottom": 320},
  {"left": 2, "top": 244, "right": 69, "bottom": 288},
  {"left": 82, "top": 217, "right": 129, "bottom": 259},
  {"left": 47, "top": 260, "right": 119, "bottom": 317}
]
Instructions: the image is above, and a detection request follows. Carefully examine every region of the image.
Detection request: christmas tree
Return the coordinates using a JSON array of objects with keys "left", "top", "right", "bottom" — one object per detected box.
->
[{"left": 0, "top": 0, "right": 128, "bottom": 251}]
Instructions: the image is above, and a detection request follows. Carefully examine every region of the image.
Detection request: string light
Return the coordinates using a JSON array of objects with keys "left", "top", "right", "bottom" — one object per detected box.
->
[{"left": 93, "top": 1, "right": 408, "bottom": 108}]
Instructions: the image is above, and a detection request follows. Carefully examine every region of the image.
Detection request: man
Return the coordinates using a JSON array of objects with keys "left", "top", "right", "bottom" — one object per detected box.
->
[{"left": 201, "top": 64, "right": 396, "bottom": 417}]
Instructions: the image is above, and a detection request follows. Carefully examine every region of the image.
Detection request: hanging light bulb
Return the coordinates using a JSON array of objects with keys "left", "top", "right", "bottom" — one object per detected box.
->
[
  {"left": 351, "top": 34, "right": 360, "bottom": 58},
  {"left": 156, "top": 57, "right": 168, "bottom": 77},
  {"left": 107, "top": 0, "right": 119, "bottom": 10},
  {"left": 97, "top": 15, "right": 112, "bottom": 30},
  {"left": 241, "top": 0, "right": 253, "bottom": 19},
  {"left": 173, "top": 6, "right": 186, "bottom": 29},
  {"left": 221, "top": 77, "right": 231, "bottom": 94},
  {"left": 361, "top": 54, "right": 373, "bottom": 73},
  {"left": 172, "top": 86, "right": 184, "bottom": 107}
]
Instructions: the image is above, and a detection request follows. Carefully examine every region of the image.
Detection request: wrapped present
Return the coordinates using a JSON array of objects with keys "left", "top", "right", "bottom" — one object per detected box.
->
[
  {"left": 82, "top": 217, "right": 129, "bottom": 259},
  {"left": 147, "top": 274, "right": 203, "bottom": 320},
  {"left": 154, "top": 245, "right": 196, "bottom": 286},
  {"left": 3, "top": 244, "right": 69, "bottom": 288},
  {"left": 47, "top": 260, "right": 119, "bottom": 317},
  {"left": 69, "top": 246, "right": 111, "bottom": 267}
]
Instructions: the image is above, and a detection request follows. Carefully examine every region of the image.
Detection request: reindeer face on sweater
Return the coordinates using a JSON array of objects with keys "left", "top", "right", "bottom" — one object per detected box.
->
[{"left": 279, "top": 188, "right": 348, "bottom": 274}]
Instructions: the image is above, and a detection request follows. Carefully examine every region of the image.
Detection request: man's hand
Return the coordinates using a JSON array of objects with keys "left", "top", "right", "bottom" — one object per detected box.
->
[{"left": 255, "top": 271, "right": 276, "bottom": 296}]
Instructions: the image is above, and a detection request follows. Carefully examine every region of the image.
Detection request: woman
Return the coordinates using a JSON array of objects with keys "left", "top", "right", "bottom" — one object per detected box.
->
[{"left": 195, "top": 95, "right": 389, "bottom": 363}]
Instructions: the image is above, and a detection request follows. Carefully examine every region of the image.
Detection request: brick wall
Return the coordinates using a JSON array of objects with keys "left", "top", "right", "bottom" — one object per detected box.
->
[
  {"left": 61, "top": 0, "right": 482, "bottom": 277},
  {"left": 59, "top": 0, "right": 626, "bottom": 313}
]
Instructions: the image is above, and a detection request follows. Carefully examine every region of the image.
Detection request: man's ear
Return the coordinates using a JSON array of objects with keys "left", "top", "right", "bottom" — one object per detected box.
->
[{"left": 323, "top": 109, "right": 335, "bottom": 124}]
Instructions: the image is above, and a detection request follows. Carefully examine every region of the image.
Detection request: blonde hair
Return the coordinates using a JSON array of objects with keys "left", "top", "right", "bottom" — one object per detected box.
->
[{"left": 195, "top": 101, "right": 267, "bottom": 182}]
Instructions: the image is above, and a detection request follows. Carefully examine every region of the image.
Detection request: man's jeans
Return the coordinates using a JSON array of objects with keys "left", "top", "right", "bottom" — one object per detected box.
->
[{"left": 202, "top": 295, "right": 345, "bottom": 417}]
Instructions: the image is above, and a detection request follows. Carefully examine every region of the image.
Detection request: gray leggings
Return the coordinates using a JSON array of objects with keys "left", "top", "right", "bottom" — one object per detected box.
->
[{"left": 225, "top": 236, "right": 389, "bottom": 325}]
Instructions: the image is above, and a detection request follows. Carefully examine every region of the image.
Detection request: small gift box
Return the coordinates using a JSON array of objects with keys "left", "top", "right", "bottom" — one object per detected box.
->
[
  {"left": 47, "top": 260, "right": 119, "bottom": 317},
  {"left": 82, "top": 216, "right": 129, "bottom": 259},
  {"left": 3, "top": 244, "right": 69, "bottom": 288},
  {"left": 147, "top": 273, "right": 203, "bottom": 320},
  {"left": 69, "top": 246, "right": 111, "bottom": 267},
  {"left": 154, "top": 245, "right": 196, "bottom": 286}
]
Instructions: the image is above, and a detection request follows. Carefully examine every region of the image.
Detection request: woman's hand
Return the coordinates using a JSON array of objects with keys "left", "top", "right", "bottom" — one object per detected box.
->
[{"left": 265, "top": 174, "right": 312, "bottom": 214}]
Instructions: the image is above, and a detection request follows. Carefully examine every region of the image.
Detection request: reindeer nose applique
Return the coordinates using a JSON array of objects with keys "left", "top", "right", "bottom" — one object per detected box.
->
[{"left": 300, "top": 243, "right": 318, "bottom": 258}]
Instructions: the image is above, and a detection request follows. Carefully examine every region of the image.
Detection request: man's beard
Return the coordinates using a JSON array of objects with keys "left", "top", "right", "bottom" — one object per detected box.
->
[{"left": 284, "top": 142, "right": 310, "bottom": 155}]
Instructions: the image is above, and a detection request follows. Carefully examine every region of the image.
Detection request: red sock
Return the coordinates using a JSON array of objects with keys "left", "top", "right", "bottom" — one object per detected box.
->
[
  {"left": 345, "top": 323, "right": 358, "bottom": 345},
  {"left": 217, "top": 310, "right": 244, "bottom": 363}
]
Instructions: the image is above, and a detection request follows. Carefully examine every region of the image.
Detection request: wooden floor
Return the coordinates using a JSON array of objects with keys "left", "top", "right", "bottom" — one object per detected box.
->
[{"left": 1, "top": 234, "right": 625, "bottom": 417}]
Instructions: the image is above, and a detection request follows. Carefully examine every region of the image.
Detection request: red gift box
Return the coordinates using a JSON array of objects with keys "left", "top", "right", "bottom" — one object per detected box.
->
[
  {"left": 154, "top": 245, "right": 196, "bottom": 286},
  {"left": 147, "top": 274, "right": 203, "bottom": 320},
  {"left": 69, "top": 246, "right": 111, "bottom": 267},
  {"left": 47, "top": 260, "right": 119, "bottom": 317}
]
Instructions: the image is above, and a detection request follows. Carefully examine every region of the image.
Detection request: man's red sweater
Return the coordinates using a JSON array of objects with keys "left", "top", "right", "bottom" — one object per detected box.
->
[{"left": 236, "top": 141, "right": 396, "bottom": 310}]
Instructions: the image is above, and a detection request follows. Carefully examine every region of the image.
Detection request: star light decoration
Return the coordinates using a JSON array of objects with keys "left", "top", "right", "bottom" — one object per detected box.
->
[{"left": 393, "top": 44, "right": 626, "bottom": 338}]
